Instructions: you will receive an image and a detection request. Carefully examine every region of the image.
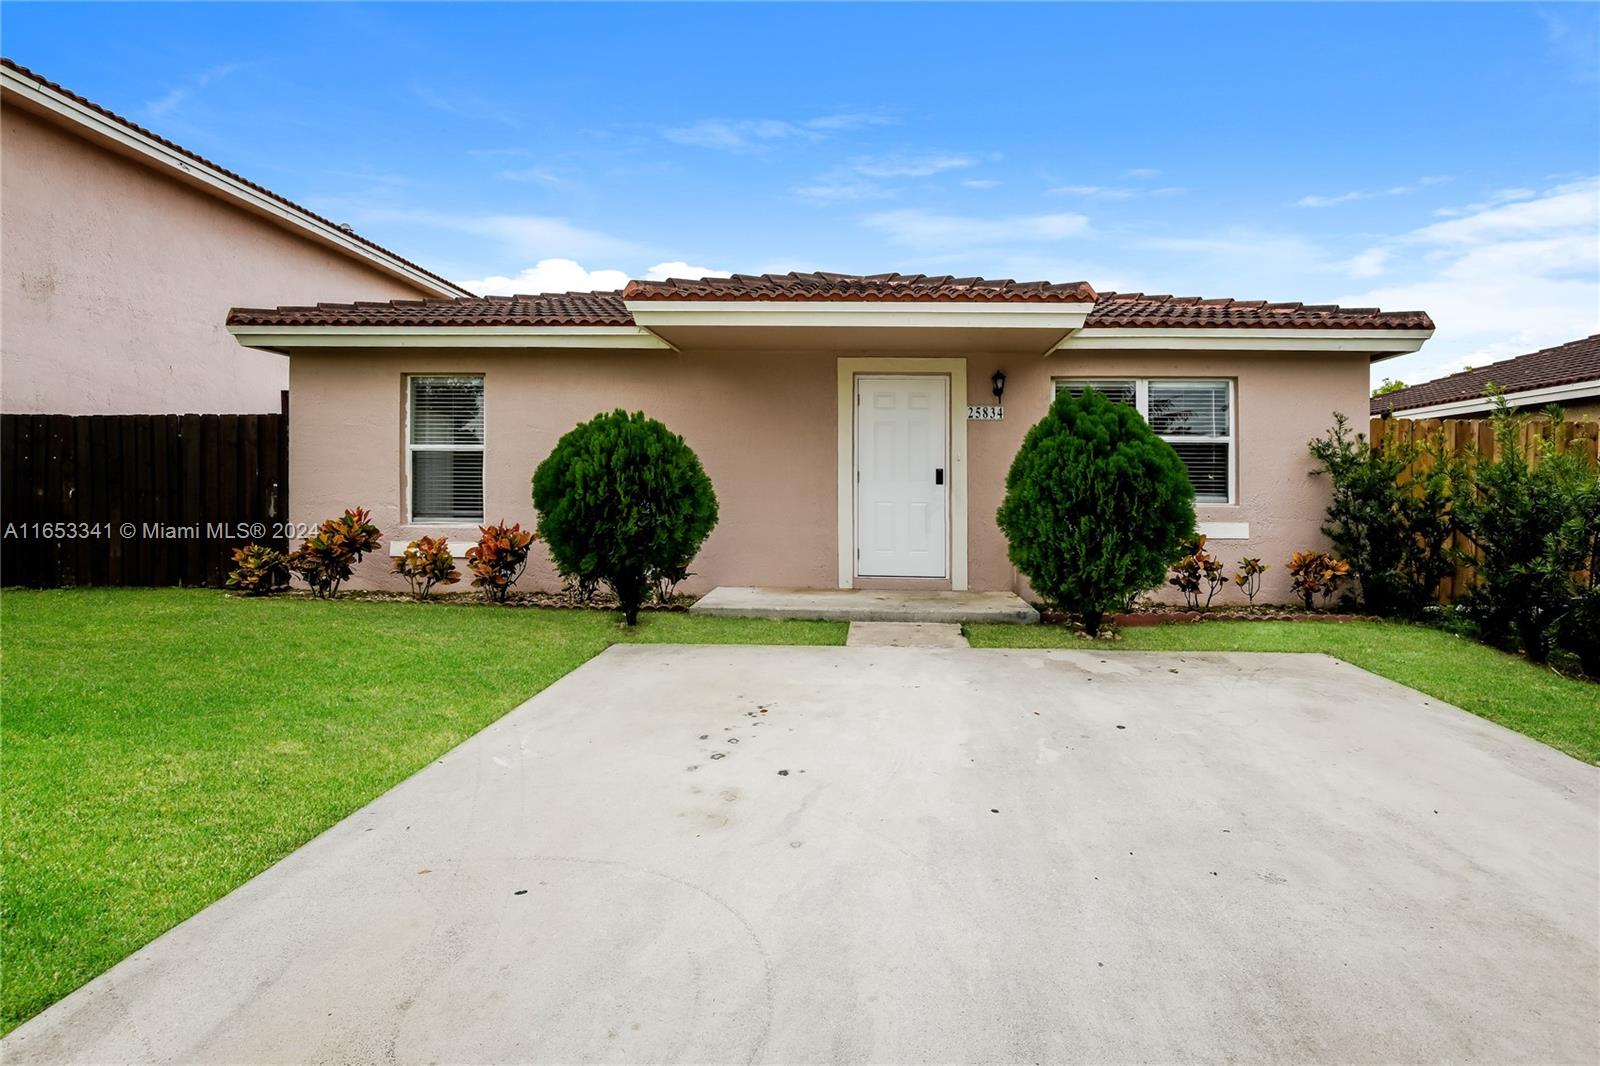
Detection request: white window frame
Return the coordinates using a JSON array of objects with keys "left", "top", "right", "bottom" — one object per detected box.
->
[
  {"left": 405, "top": 374, "right": 486, "bottom": 524},
  {"left": 1053, "top": 377, "right": 1237, "bottom": 505}
]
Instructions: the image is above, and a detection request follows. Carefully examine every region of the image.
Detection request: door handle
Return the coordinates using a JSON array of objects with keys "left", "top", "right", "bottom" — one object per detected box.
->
[{"left": 935, "top": 468, "right": 945, "bottom": 485}]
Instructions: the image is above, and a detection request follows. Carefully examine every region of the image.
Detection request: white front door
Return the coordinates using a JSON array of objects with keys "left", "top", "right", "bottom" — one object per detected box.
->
[{"left": 855, "top": 374, "right": 948, "bottom": 578}]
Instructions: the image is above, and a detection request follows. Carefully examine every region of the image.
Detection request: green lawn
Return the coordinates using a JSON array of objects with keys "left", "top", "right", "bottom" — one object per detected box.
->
[
  {"left": 0, "top": 588, "right": 844, "bottom": 1034},
  {"left": 968, "top": 619, "right": 1599, "bottom": 764}
]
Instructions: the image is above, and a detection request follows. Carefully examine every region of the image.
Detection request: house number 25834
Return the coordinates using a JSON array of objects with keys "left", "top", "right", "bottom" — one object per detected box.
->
[{"left": 967, "top": 404, "right": 1004, "bottom": 421}]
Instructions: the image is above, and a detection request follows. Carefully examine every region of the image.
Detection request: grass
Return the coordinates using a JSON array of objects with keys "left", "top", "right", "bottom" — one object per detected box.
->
[
  {"left": 968, "top": 619, "right": 1599, "bottom": 764},
  {"left": 0, "top": 588, "right": 844, "bottom": 1034}
]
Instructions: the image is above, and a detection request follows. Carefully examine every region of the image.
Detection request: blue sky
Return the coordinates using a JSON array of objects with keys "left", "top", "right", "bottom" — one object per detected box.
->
[{"left": 5, "top": 1, "right": 1597, "bottom": 386}]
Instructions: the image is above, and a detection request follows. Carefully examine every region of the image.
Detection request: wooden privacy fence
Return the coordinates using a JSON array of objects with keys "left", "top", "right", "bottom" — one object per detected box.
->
[
  {"left": 1, "top": 412, "right": 288, "bottom": 588},
  {"left": 1370, "top": 415, "right": 1600, "bottom": 603}
]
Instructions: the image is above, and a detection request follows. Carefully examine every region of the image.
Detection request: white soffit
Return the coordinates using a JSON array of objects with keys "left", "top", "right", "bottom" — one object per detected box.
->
[
  {"left": 226, "top": 325, "right": 673, "bottom": 350},
  {"left": 1052, "top": 327, "right": 1434, "bottom": 355}
]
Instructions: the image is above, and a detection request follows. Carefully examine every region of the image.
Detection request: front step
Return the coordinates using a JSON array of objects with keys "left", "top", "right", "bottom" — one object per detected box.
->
[{"left": 690, "top": 586, "right": 1038, "bottom": 624}]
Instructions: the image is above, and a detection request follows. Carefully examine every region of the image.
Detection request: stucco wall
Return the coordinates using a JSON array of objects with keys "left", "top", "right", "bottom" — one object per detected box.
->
[
  {"left": 0, "top": 104, "right": 435, "bottom": 415},
  {"left": 288, "top": 343, "right": 1367, "bottom": 605},
  {"left": 967, "top": 350, "right": 1368, "bottom": 603}
]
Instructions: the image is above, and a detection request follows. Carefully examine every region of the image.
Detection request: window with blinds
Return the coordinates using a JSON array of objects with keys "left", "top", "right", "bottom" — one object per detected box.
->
[
  {"left": 1054, "top": 377, "right": 1234, "bottom": 503},
  {"left": 407, "top": 375, "right": 485, "bottom": 522}
]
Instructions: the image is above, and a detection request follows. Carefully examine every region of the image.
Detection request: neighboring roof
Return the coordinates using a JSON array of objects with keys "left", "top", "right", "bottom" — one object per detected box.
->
[
  {"left": 229, "top": 273, "right": 1432, "bottom": 332},
  {"left": 622, "top": 271, "right": 1098, "bottom": 303},
  {"left": 228, "top": 292, "right": 632, "bottom": 328},
  {"left": 1088, "top": 292, "right": 1434, "bottom": 331},
  {"left": 1, "top": 57, "right": 471, "bottom": 299},
  {"left": 1371, "top": 334, "right": 1600, "bottom": 415}
]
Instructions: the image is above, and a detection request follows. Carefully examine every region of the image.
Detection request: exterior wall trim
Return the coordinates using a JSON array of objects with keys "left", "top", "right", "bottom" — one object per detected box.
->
[
  {"left": 2, "top": 64, "right": 470, "bottom": 299},
  {"left": 1377, "top": 378, "right": 1600, "bottom": 418},
  {"left": 835, "top": 357, "right": 968, "bottom": 591},
  {"left": 1197, "top": 521, "right": 1250, "bottom": 540},
  {"left": 228, "top": 325, "right": 673, "bottom": 349},
  {"left": 1053, "top": 327, "right": 1432, "bottom": 356}
]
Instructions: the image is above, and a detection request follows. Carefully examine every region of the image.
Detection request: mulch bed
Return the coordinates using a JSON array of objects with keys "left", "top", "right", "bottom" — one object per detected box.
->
[
  {"left": 270, "top": 588, "right": 694, "bottom": 612},
  {"left": 1035, "top": 604, "right": 1376, "bottom": 627}
]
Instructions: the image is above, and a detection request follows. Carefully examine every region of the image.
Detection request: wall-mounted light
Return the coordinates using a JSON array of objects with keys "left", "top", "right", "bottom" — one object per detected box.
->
[{"left": 991, "top": 369, "right": 1007, "bottom": 403}]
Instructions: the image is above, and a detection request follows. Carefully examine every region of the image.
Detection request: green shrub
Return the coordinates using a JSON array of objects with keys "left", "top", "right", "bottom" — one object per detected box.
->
[
  {"left": 1308, "top": 414, "right": 1459, "bottom": 615},
  {"left": 391, "top": 536, "right": 461, "bottom": 601},
  {"left": 1454, "top": 401, "right": 1597, "bottom": 663},
  {"left": 286, "top": 508, "right": 382, "bottom": 599},
  {"left": 532, "top": 410, "right": 718, "bottom": 625},
  {"left": 1554, "top": 470, "right": 1600, "bottom": 678},
  {"left": 225, "top": 544, "right": 290, "bottom": 595},
  {"left": 996, "top": 387, "right": 1195, "bottom": 635},
  {"left": 465, "top": 521, "right": 537, "bottom": 602}
]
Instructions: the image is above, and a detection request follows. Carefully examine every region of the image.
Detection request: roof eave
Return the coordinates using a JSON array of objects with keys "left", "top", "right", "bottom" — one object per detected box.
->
[
  {"left": 1374, "top": 377, "right": 1600, "bottom": 419},
  {"left": 623, "top": 299, "right": 1095, "bottom": 331},
  {"left": 226, "top": 324, "right": 673, "bottom": 350},
  {"left": 1054, "top": 326, "right": 1434, "bottom": 357}
]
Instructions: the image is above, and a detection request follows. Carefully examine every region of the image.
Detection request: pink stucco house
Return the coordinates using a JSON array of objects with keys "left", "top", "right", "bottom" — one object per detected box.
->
[
  {"left": 228, "top": 272, "right": 1434, "bottom": 603},
  {"left": 0, "top": 58, "right": 469, "bottom": 416}
]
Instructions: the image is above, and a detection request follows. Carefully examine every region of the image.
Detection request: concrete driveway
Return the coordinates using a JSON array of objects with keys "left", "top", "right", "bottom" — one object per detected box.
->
[{"left": 6, "top": 646, "right": 1596, "bottom": 1064}]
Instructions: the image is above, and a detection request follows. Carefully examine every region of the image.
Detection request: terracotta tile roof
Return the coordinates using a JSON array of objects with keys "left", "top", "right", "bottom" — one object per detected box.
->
[
  {"left": 1371, "top": 334, "right": 1600, "bottom": 415},
  {"left": 1, "top": 57, "right": 470, "bottom": 298},
  {"left": 1086, "top": 292, "right": 1434, "bottom": 331},
  {"left": 228, "top": 273, "right": 1433, "bottom": 333},
  {"left": 227, "top": 292, "right": 632, "bottom": 328},
  {"left": 622, "top": 271, "right": 1099, "bottom": 303}
]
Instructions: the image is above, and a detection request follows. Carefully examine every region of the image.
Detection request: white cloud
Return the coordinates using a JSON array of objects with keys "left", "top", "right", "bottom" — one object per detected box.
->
[
  {"left": 1344, "top": 247, "right": 1391, "bottom": 279},
  {"left": 143, "top": 64, "right": 239, "bottom": 118},
  {"left": 1295, "top": 175, "right": 1450, "bottom": 208},
  {"left": 458, "top": 258, "right": 731, "bottom": 296},
  {"left": 794, "top": 154, "right": 978, "bottom": 202},
  {"left": 496, "top": 166, "right": 567, "bottom": 186},
  {"left": 793, "top": 179, "right": 892, "bottom": 204},
  {"left": 643, "top": 261, "right": 733, "bottom": 281},
  {"left": 850, "top": 154, "right": 974, "bottom": 179},
  {"left": 1431, "top": 187, "right": 1538, "bottom": 217},
  {"left": 1406, "top": 179, "right": 1595, "bottom": 244},
  {"left": 353, "top": 209, "right": 647, "bottom": 262},
  {"left": 961, "top": 179, "right": 1001, "bottom": 190},
  {"left": 663, "top": 112, "right": 894, "bottom": 152},
  {"left": 863, "top": 209, "right": 1091, "bottom": 250},
  {"left": 1049, "top": 185, "right": 1135, "bottom": 200},
  {"left": 1048, "top": 184, "right": 1182, "bottom": 200},
  {"left": 459, "top": 259, "right": 631, "bottom": 295},
  {"left": 1341, "top": 177, "right": 1600, "bottom": 384}
]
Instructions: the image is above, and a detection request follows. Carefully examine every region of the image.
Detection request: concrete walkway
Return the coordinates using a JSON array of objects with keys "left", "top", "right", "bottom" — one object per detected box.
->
[
  {"left": 691, "top": 586, "right": 1037, "bottom": 623},
  {"left": 846, "top": 620, "right": 969, "bottom": 647},
  {"left": 6, "top": 646, "right": 1595, "bottom": 1064}
]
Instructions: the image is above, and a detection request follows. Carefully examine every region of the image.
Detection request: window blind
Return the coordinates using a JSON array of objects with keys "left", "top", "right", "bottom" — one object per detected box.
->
[
  {"left": 408, "top": 376, "right": 485, "bottom": 522},
  {"left": 1147, "top": 380, "right": 1229, "bottom": 439},
  {"left": 1054, "top": 378, "right": 1137, "bottom": 407}
]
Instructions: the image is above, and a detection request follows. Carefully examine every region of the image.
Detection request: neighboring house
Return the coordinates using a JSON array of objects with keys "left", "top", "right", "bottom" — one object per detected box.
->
[
  {"left": 0, "top": 58, "right": 470, "bottom": 415},
  {"left": 229, "top": 272, "right": 1433, "bottom": 602},
  {"left": 1371, "top": 334, "right": 1600, "bottom": 421}
]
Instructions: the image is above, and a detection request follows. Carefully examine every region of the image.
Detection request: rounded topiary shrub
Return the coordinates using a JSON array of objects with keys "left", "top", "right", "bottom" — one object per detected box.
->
[
  {"left": 997, "top": 387, "right": 1196, "bottom": 635},
  {"left": 532, "top": 409, "right": 718, "bottom": 625}
]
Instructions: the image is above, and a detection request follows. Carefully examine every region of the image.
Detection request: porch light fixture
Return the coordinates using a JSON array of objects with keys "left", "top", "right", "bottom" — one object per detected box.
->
[{"left": 991, "top": 370, "right": 1007, "bottom": 403}]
